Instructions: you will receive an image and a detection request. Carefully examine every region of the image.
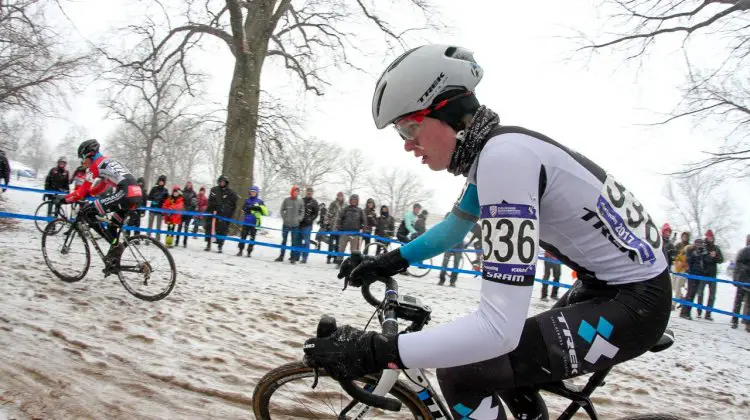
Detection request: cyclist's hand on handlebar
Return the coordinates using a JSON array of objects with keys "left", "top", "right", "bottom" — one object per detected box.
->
[
  {"left": 338, "top": 249, "right": 410, "bottom": 287},
  {"left": 303, "top": 317, "right": 404, "bottom": 381}
]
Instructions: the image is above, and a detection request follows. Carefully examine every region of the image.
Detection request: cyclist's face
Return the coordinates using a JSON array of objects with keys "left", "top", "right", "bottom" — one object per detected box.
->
[
  {"left": 82, "top": 157, "right": 92, "bottom": 168},
  {"left": 403, "top": 117, "right": 456, "bottom": 171}
]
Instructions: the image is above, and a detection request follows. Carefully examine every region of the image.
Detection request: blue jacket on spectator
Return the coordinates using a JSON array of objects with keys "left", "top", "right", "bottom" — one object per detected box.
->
[{"left": 243, "top": 195, "right": 268, "bottom": 226}]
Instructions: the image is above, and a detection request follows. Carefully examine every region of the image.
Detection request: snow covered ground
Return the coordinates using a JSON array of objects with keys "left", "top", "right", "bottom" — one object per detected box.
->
[{"left": 0, "top": 179, "right": 748, "bottom": 419}]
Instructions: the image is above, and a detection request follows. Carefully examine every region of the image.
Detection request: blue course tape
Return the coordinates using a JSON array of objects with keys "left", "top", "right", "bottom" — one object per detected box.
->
[
  {"left": 3, "top": 210, "right": 749, "bottom": 319},
  {"left": 0, "top": 211, "right": 54, "bottom": 222},
  {"left": 674, "top": 299, "right": 750, "bottom": 321}
]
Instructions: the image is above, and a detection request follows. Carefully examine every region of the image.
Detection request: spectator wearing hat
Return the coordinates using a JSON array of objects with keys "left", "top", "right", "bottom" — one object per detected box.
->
[
  {"left": 44, "top": 156, "right": 70, "bottom": 218},
  {"left": 237, "top": 185, "right": 268, "bottom": 257},
  {"left": 336, "top": 194, "right": 365, "bottom": 266},
  {"left": 696, "top": 229, "right": 724, "bottom": 320},
  {"left": 147, "top": 175, "right": 169, "bottom": 242},
  {"left": 672, "top": 231, "right": 691, "bottom": 307},
  {"left": 192, "top": 186, "right": 209, "bottom": 234},
  {"left": 162, "top": 185, "right": 184, "bottom": 248}
]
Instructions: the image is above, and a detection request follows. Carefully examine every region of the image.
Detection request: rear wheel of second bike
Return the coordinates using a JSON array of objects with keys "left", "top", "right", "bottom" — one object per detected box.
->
[{"left": 116, "top": 235, "right": 176, "bottom": 301}]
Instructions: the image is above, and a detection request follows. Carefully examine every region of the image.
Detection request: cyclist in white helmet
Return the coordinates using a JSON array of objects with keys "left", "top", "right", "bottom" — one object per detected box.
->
[{"left": 304, "top": 45, "right": 672, "bottom": 419}]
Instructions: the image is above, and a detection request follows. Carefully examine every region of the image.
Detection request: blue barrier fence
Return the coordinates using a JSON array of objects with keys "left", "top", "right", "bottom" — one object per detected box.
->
[{"left": 2, "top": 183, "right": 749, "bottom": 320}]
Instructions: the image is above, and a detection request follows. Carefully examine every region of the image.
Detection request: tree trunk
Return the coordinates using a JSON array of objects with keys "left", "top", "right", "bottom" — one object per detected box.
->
[{"left": 223, "top": 43, "right": 268, "bottom": 213}]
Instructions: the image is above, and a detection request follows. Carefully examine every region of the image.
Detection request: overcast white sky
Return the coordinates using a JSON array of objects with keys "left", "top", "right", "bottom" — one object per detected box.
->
[{"left": 38, "top": 0, "right": 749, "bottom": 250}]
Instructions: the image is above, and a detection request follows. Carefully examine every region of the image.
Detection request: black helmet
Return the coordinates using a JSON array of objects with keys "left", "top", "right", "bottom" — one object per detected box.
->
[
  {"left": 157, "top": 174, "right": 167, "bottom": 183},
  {"left": 77, "top": 139, "right": 99, "bottom": 159},
  {"left": 217, "top": 175, "right": 229, "bottom": 185}
]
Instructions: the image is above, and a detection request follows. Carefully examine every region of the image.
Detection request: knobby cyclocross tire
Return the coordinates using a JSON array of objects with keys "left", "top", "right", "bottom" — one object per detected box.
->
[
  {"left": 252, "top": 361, "right": 432, "bottom": 419},
  {"left": 41, "top": 219, "right": 90, "bottom": 283},
  {"left": 116, "top": 235, "right": 177, "bottom": 302}
]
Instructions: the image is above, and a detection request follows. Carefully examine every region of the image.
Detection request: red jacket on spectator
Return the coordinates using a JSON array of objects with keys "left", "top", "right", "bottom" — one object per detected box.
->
[{"left": 163, "top": 187, "right": 184, "bottom": 225}]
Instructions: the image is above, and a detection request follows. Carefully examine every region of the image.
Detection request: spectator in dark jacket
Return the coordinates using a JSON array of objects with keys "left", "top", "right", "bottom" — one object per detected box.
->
[
  {"left": 362, "top": 198, "right": 377, "bottom": 253},
  {"left": 44, "top": 156, "right": 70, "bottom": 217},
  {"left": 336, "top": 194, "right": 365, "bottom": 265},
  {"left": 204, "top": 175, "right": 238, "bottom": 253},
  {"left": 696, "top": 229, "right": 724, "bottom": 320},
  {"left": 178, "top": 181, "right": 198, "bottom": 247},
  {"left": 275, "top": 185, "right": 304, "bottom": 263},
  {"left": 661, "top": 223, "right": 676, "bottom": 269},
  {"left": 326, "top": 192, "right": 346, "bottom": 264},
  {"left": 413, "top": 209, "right": 428, "bottom": 238},
  {"left": 371, "top": 205, "right": 395, "bottom": 255},
  {"left": 299, "top": 187, "right": 319, "bottom": 263},
  {"left": 147, "top": 174, "right": 168, "bottom": 241},
  {"left": 680, "top": 238, "right": 713, "bottom": 320},
  {"left": 192, "top": 186, "right": 208, "bottom": 233},
  {"left": 315, "top": 202, "right": 328, "bottom": 245},
  {"left": 731, "top": 234, "right": 750, "bottom": 331},
  {"left": 0, "top": 150, "right": 10, "bottom": 192}
]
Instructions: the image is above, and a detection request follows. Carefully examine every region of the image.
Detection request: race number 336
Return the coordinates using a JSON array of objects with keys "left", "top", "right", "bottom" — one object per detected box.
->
[
  {"left": 480, "top": 203, "right": 538, "bottom": 286},
  {"left": 596, "top": 174, "right": 660, "bottom": 264}
]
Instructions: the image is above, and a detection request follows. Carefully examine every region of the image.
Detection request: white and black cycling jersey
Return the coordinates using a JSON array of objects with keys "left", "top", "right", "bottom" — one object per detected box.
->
[
  {"left": 397, "top": 126, "right": 667, "bottom": 369},
  {"left": 468, "top": 126, "right": 667, "bottom": 285}
]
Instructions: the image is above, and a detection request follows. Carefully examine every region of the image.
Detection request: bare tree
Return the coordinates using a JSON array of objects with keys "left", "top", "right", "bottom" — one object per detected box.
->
[
  {"left": 255, "top": 149, "right": 285, "bottom": 203},
  {"left": 204, "top": 127, "right": 225, "bottom": 183},
  {"left": 0, "top": 115, "right": 23, "bottom": 152},
  {"left": 54, "top": 125, "right": 89, "bottom": 165},
  {"left": 20, "top": 125, "right": 52, "bottom": 177},
  {"left": 99, "top": 23, "right": 215, "bottom": 187},
  {"left": 370, "top": 166, "right": 431, "bottom": 219},
  {"left": 122, "top": 0, "right": 440, "bottom": 200},
  {"left": 338, "top": 148, "right": 370, "bottom": 195},
  {"left": 663, "top": 170, "right": 739, "bottom": 250},
  {"left": 106, "top": 123, "right": 148, "bottom": 177},
  {"left": 0, "top": 0, "right": 90, "bottom": 113},
  {"left": 278, "top": 137, "right": 342, "bottom": 189},
  {"left": 580, "top": 1, "right": 750, "bottom": 175}
]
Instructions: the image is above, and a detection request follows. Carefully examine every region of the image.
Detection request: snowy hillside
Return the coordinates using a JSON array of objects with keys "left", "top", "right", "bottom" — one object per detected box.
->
[{"left": 0, "top": 180, "right": 748, "bottom": 419}]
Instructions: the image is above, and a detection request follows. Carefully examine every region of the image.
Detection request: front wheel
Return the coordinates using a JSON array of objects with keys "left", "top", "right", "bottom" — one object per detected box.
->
[
  {"left": 41, "top": 219, "right": 90, "bottom": 282},
  {"left": 116, "top": 235, "right": 177, "bottom": 301},
  {"left": 253, "top": 362, "right": 431, "bottom": 419}
]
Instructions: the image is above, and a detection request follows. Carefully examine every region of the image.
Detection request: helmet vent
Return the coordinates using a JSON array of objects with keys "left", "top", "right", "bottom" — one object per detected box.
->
[
  {"left": 375, "top": 81, "right": 387, "bottom": 117},
  {"left": 444, "top": 46, "right": 457, "bottom": 57}
]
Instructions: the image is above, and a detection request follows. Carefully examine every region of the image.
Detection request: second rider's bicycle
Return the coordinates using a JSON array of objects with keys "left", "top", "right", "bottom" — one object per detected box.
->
[{"left": 41, "top": 205, "right": 177, "bottom": 301}]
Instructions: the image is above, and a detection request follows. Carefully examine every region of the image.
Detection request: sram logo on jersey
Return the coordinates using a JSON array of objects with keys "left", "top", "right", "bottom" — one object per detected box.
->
[{"left": 480, "top": 202, "right": 538, "bottom": 286}]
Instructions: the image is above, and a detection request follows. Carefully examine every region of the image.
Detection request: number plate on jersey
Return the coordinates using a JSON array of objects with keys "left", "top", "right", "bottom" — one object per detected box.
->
[
  {"left": 596, "top": 175, "right": 660, "bottom": 265},
  {"left": 480, "top": 203, "right": 538, "bottom": 286}
]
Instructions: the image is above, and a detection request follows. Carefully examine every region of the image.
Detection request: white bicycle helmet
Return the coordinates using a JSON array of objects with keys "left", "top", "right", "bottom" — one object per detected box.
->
[{"left": 371, "top": 44, "right": 484, "bottom": 129}]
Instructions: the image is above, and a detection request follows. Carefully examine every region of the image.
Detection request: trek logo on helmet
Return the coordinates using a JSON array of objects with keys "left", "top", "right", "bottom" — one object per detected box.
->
[{"left": 418, "top": 72, "right": 446, "bottom": 104}]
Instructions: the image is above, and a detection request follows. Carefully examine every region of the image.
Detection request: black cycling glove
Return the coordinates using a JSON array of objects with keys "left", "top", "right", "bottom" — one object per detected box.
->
[{"left": 337, "top": 249, "right": 410, "bottom": 287}]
